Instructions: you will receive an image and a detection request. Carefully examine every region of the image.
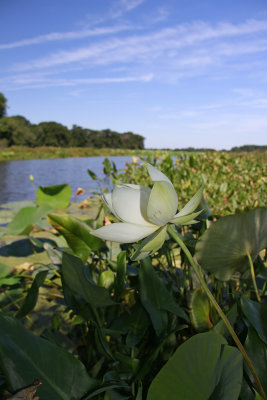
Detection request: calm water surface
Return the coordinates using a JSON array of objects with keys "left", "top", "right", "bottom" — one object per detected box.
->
[{"left": 0, "top": 156, "right": 133, "bottom": 205}]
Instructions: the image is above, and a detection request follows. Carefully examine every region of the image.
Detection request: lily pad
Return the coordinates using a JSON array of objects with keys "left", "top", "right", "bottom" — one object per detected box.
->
[
  {"left": 195, "top": 208, "right": 267, "bottom": 281},
  {"left": 147, "top": 332, "right": 243, "bottom": 400},
  {"left": 36, "top": 184, "right": 71, "bottom": 209}
]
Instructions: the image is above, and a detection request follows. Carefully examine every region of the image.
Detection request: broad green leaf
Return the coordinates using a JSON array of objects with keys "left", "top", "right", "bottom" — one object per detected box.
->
[
  {"left": 213, "top": 303, "right": 238, "bottom": 338},
  {"left": 0, "top": 276, "right": 21, "bottom": 287},
  {"left": 147, "top": 332, "right": 243, "bottom": 400},
  {"left": 4, "top": 206, "right": 50, "bottom": 236},
  {"left": 195, "top": 208, "right": 267, "bottom": 281},
  {"left": 244, "top": 327, "right": 267, "bottom": 396},
  {"left": 48, "top": 213, "right": 106, "bottom": 262},
  {"left": 125, "top": 303, "right": 150, "bottom": 346},
  {"left": 16, "top": 270, "right": 48, "bottom": 319},
  {"left": 189, "top": 288, "right": 213, "bottom": 331},
  {"left": 241, "top": 297, "right": 267, "bottom": 345},
  {"left": 139, "top": 258, "right": 188, "bottom": 335},
  {"left": 0, "top": 262, "right": 13, "bottom": 278},
  {"left": 240, "top": 377, "right": 256, "bottom": 400},
  {"left": 36, "top": 184, "right": 71, "bottom": 209},
  {"left": 62, "top": 252, "right": 114, "bottom": 308},
  {"left": 114, "top": 251, "right": 126, "bottom": 300},
  {"left": 0, "top": 313, "right": 96, "bottom": 399}
]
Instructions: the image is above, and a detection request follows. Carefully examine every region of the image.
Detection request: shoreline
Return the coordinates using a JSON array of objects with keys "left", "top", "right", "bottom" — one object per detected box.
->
[
  {"left": 1, "top": 146, "right": 265, "bottom": 162},
  {"left": 0, "top": 146, "right": 196, "bottom": 162}
]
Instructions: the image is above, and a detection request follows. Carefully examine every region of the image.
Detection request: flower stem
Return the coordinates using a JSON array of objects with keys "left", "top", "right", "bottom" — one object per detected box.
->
[
  {"left": 247, "top": 251, "right": 261, "bottom": 303},
  {"left": 167, "top": 225, "right": 266, "bottom": 400}
]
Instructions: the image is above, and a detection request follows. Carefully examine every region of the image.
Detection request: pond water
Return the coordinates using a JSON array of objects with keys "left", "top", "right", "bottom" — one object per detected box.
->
[{"left": 0, "top": 156, "right": 133, "bottom": 205}]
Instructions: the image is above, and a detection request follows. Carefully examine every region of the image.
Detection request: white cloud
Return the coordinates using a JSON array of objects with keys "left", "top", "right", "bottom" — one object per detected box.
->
[
  {"left": 0, "top": 25, "right": 131, "bottom": 50},
  {"left": 0, "top": 72, "right": 153, "bottom": 90},
  {"left": 110, "top": 0, "right": 145, "bottom": 18},
  {"left": 11, "top": 19, "right": 267, "bottom": 74}
]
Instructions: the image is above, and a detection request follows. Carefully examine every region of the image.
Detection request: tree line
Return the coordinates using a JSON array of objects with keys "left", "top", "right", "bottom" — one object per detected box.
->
[{"left": 0, "top": 93, "right": 144, "bottom": 149}]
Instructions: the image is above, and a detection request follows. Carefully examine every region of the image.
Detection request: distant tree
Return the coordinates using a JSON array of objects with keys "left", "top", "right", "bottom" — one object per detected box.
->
[
  {"left": 70, "top": 125, "right": 90, "bottom": 147},
  {"left": 230, "top": 145, "right": 267, "bottom": 152},
  {"left": 38, "top": 121, "right": 70, "bottom": 147},
  {"left": 121, "top": 132, "right": 144, "bottom": 149},
  {"left": 0, "top": 93, "right": 7, "bottom": 119},
  {"left": 0, "top": 116, "right": 36, "bottom": 146}
]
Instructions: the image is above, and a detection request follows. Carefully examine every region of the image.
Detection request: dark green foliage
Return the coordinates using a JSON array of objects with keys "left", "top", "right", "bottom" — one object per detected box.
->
[
  {"left": 231, "top": 144, "right": 267, "bottom": 152},
  {"left": 70, "top": 127, "right": 145, "bottom": 149},
  {"left": 0, "top": 92, "right": 7, "bottom": 119},
  {"left": 147, "top": 332, "right": 243, "bottom": 400},
  {"left": 38, "top": 121, "right": 71, "bottom": 147},
  {"left": 0, "top": 116, "right": 36, "bottom": 147},
  {"left": 0, "top": 314, "right": 96, "bottom": 399},
  {"left": 0, "top": 114, "right": 145, "bottom": 149}
]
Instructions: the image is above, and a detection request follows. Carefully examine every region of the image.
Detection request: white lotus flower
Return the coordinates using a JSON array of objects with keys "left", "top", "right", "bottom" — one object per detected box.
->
[{"left": 92, "top": 163, "right": 203, "bottom": 260}]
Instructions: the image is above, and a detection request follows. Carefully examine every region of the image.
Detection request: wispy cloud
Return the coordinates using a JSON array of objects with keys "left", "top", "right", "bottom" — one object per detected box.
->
[
  {"left": 0, "top": 72, "right": 153, "bottom": 90},
  {"left": 0, "top": 25, "right": 131, "bottom": 50},
  {"left": 12, "top": 19, "right": 267, "bottom": 74},
  {"left": 110, "top": 0, "right": 145, "bottom": 18}
]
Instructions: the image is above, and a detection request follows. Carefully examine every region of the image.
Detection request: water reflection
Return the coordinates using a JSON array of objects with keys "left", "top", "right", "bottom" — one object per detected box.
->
[{"left": 0, "top": 156, "right": 132, "bottom": 204}]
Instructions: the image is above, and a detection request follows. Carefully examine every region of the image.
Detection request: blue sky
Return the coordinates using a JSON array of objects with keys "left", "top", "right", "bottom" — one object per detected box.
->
[{"left": 1, "top": 0, "right": 267, "bottom": 149}]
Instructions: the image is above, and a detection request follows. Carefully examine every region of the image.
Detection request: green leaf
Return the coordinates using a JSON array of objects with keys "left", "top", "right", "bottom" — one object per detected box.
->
[
  {"left": 0, "top": 313, "right": 96, "bottom": 399},
  {"left": 0, "top": 262, "right": 13, "bottom": 278},
  {"left": 16, "top": 270, "right": 48, "bottom": 319},
  {"left": 98, "top": 270, "right": 114, "bottom": 289},
  {"left": 244, "top": 326, "right": 267, "bottom": 396},
  {"left": 48, "top": 213, "right": 106, "bottom": 262},
  {"left": 125, "top": 303, "right": 150, "bottom": 346},
  {"left": 82, "top": 381, "right": 129, "bottom": 399},
  {"left": 87, "top": 169, "right": 98, "bottom": 180},
  {"left": 147, "top": 332, "right": 243, "bottom": 400},
  {"left": 114, "top": 251, "right": 126, "bottom": 300},
  {"left": 0, "top": 276, "right": 21, "bottom": 287},
  {"left": 139, "top": 258, "right": 188, "bottom": 335},
  {"left": 189, "top": 288, "right": 213, "bottom": 331},
  {"left": 36, "top": 184, "right": 71, "bottom": 209},
  {"left": 195, "top": 208, "right": 267, "bottom": 281},
  {"left": 103, "top": 157, "right": 111, "bottom": 174},
  {"left": 212, "top": 303, "right": 238, "bottom": 338},
  {"left": 62, "top": 252, "right": 114, "bottom": 308},
  {"left": 4, "top": 206, "right": 50, "bottom": 236},
  {"left": 174, "top": 184, "right": 204, "bottom": 217},
  {"left": 241, "top": 297, "right": 267, "bottom": 345}
]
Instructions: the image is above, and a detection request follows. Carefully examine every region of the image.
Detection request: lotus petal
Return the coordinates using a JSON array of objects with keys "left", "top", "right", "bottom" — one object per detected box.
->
[
  {"left": 102, "top": 192, "right": 119, "bottom": 218},
  {"left": 176, "top": 185, "right": 204, "bottom": 217},
  {"left": 147, "top": 181, "right": 178, "bottom": 225},
  {"left": 92, "top": 222, "right": 158, "bottom": 243},
  {"left": 112, "top": 184, "right": 153, "bottom": 226},
  {"left": 131, "top": 227, "right": 167, "bottom": 260},
  {"left": 142, "top": 226, "right": 167, "bottom": 251},
  {"left": 170, "top": 210, "right": 202, "bottom": 225},
  {"left": 147, "top": 163, "right": 172, "bottom": 184}
]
